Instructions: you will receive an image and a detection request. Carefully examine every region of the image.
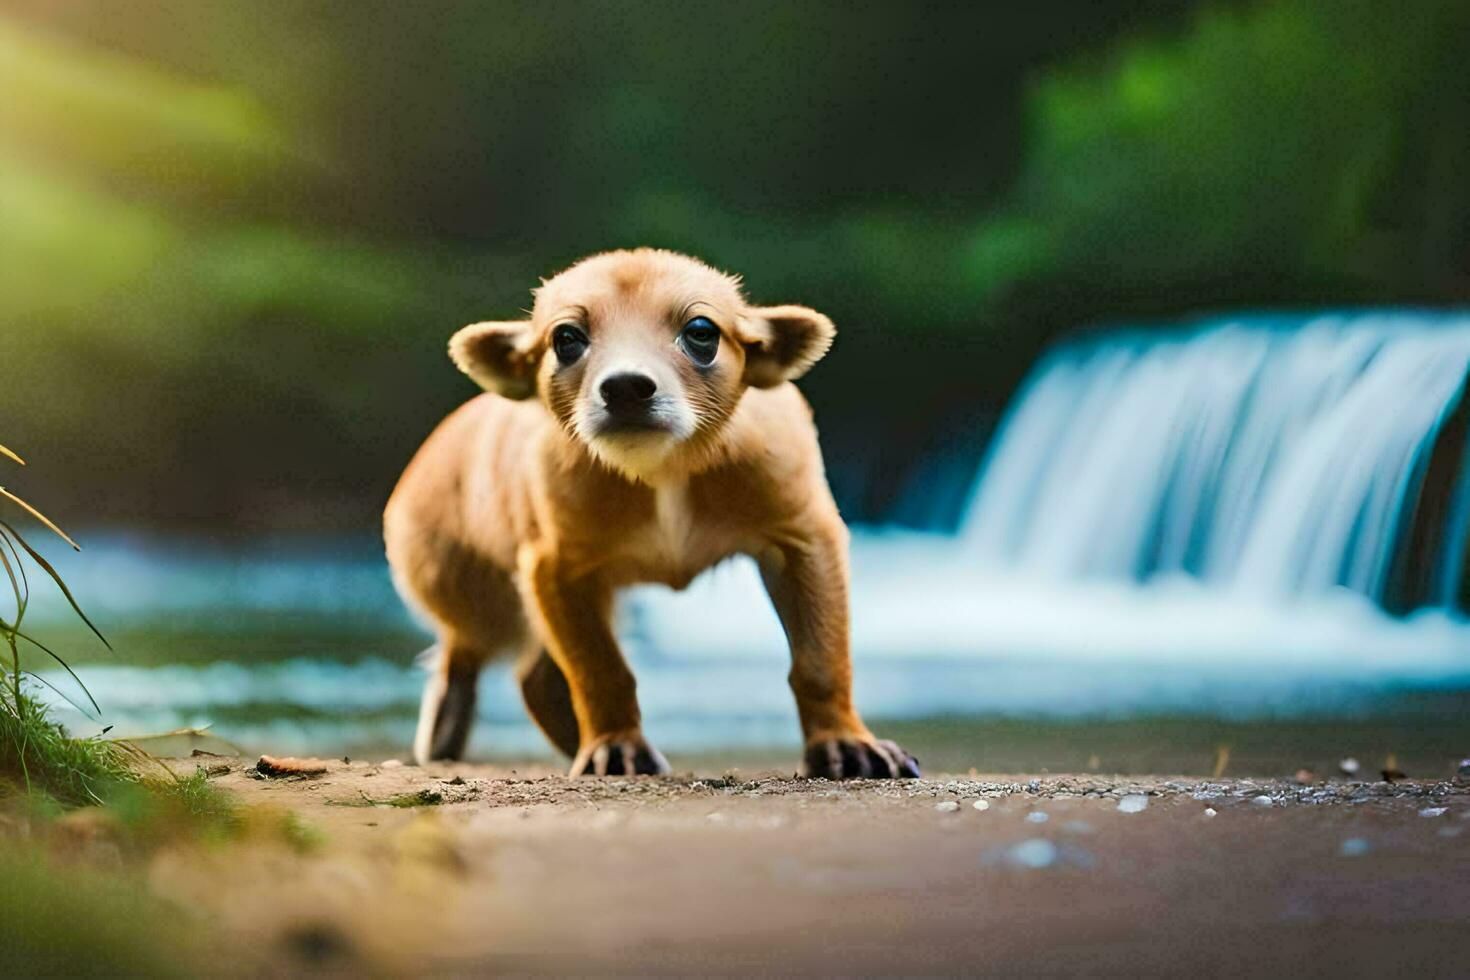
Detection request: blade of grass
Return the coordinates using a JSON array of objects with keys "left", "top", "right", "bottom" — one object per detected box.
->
[
  {"left": 14, "top": 629, "right": 101, "bottom": 717},
  {"left": 0, "top": 548, "right": 21, "bottom": 631},
  {"left": 0, "top": 525, "right": 29, "bottom": 613},
  {"left": 0, "top": 520, "right": 110, "bottom": 650},
  {"left": 0, "top": 443, "right": 24, "bottom": 466},
  {"left": 21, "top": 668, "right": 101, "bottom": 718},
  {"left": 0, "top": 526, "right": 28, "bottom": 624},
  {"left": 0, "top": 487, "right": 80, "bottom": 551}
]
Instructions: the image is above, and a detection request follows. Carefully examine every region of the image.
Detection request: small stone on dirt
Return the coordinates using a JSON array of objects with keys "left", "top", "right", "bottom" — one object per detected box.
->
[
  {"left": 1007, "top": 838, "right": 1058, "bottom": 869},
  {"left": 1338, "top": 757, "right": 1361, "bottom": 777},
  {"left": 1419, "top": 807, "right": 1448, "bottom": 818},
  {"left": 1203, "top": 807, "right": 1218, "bottom": 817},
  {"left": 972, "top": 799, "right": 991, "bottom": 811},
  {"left": 935, "top": 801, "right": 960, "bottom": 813},
  {"left": 256, "top": 755, "right": 330, "bottom": 778},
  {"left": 1025, "top": 811, "right": 1050, "bottom": 823},
  {"left": 1252, "top": 795, "right": 1274, "bottom": 806},
  {"left": 1117, "top": 794, "right": 1148, "bottom": 813}
]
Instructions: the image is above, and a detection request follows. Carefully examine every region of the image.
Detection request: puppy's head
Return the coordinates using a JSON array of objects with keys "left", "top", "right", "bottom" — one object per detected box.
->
[{"left": 449, "top": 249, "right": 834, "bottom": 480}]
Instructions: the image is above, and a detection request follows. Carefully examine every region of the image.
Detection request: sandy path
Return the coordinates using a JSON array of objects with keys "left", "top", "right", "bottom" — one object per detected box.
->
[{"left": 159, "top": 759, "right": 1470, "bottom": 976}]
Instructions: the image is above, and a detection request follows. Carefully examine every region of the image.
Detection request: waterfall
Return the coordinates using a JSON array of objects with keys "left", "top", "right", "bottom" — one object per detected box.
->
[{"left": 960, "top": 313, "right": 1470, "bottom": 611}]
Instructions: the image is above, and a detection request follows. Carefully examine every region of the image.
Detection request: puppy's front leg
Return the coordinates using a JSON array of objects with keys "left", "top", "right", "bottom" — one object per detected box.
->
[
  {"left": 519, "top": 547, "right": 669, "bottom": 776},
  {"left": 759, "top": 525, "right": 921, "bottom": 779}
]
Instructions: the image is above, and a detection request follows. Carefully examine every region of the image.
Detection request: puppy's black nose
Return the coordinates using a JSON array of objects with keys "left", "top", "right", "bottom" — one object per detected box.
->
[{"left": 600, "top": 372, "right": 657, "bottom": 409}]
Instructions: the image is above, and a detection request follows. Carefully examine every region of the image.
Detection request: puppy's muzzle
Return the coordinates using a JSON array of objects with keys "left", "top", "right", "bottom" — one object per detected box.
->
[{"left": 598, "top": 372, "right": 664, "bottom": 429}]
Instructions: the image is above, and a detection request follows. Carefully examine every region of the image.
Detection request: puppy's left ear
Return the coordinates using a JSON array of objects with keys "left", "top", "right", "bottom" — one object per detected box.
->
[
  {"left": 739, "top": 305, "right": 836, "bottom": 388},
  {"left": 449, "top": 320, "right": 539, "bottom": 400}
]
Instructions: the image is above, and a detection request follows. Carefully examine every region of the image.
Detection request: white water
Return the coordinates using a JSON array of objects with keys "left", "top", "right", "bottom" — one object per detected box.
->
[
  {"left": 25, "top": 312, "right": 1470, "bottom": 752},
  {"left": 962, "top": 313, "right": 1470, "bottom": 603}
]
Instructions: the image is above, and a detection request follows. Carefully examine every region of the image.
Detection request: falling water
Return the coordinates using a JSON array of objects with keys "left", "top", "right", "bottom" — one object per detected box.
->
[{"left": 961, "top": 313, "right": 1470, "bottom": 610}]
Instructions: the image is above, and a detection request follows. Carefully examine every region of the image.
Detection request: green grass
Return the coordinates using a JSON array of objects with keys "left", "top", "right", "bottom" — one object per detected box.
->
[
  {"left": 0, "top": 441, "right": 133, "bottom": 804},
  {"left": 0, "top": 440, "right": 321, "bottom": 848},
  {"left": 0, "top": 681, "right": 136, "bottom": 806}
]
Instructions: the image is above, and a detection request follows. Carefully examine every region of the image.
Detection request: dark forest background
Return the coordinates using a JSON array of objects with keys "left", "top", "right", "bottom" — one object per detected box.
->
[{"left": 3, "top": 0, "right": 1468, "bottom": 532}]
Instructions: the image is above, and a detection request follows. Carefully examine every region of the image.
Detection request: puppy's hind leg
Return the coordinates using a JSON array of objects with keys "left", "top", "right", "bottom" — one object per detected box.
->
[
  {"left": 413, "top": 641, "right": 485, "bottom": 765},
  {"left": 516, "top": 647, "right": 580, "bottom": 760}
]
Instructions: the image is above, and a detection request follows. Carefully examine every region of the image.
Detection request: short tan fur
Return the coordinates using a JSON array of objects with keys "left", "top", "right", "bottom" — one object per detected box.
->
[{"left": 385, "top": 248, "right": 918, "bottom": 778}]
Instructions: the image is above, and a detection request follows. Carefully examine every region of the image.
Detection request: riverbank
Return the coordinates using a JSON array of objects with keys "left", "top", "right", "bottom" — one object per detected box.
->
[{"left": 81, "top": 758, "right": 1461, "bottom": 975}]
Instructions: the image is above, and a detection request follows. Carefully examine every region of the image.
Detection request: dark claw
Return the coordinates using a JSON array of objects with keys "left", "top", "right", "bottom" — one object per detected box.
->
[
  {"left": 602, "top": 745, "right": 627, "bottom": 775},
  {"left": 802, "top": 737, "right": 921, "bottom": 780},
  {"left": 631, "top": 745, "right": 662, "bottom": 774},
  {"left": 570, "top": 738, "right": 670, "bottom": 777}
]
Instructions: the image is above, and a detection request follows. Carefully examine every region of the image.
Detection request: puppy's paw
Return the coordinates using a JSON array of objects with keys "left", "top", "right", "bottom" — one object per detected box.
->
[
  {"left": 570, "top": 734, "right": 671, "bottom": 777},
  {"left": 802, "top": 736, "right": 921, "bottom": 779}
]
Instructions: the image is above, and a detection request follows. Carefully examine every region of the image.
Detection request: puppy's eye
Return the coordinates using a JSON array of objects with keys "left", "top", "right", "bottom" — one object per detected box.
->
[
  {"left": 679, "top": 317, "right": 720, "bottom": 366},
  {"left": 551, "top": 324, "right": 589, "bottom": 366}
]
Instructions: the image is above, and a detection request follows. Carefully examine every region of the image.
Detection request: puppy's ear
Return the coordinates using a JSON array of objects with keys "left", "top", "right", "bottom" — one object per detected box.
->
[
  {"left": 449, "top": 320, "right": 539, "bottom": 399},
  {"left": 739, "top": 305, "right": 836, "bottom": 388}
]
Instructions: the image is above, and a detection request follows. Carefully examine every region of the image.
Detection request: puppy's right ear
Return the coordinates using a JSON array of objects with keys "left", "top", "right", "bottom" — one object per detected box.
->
[{"left": 449, "top": 321, "right": 539, "bottom": 400}]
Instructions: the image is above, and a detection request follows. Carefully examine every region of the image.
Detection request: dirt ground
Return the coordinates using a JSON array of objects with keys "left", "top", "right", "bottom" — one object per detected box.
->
[{"left": 139, "top": 756, "right": 1470, "bottom": 977}]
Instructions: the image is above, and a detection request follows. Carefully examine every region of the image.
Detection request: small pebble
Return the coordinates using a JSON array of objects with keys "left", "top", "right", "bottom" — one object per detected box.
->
[
  {"left": 935, "top": 801, "right": 960, "bottom": 813},
  {"left": 1027, "top": 779, "right": 1042, "bottom": 793},
  {"left": 1117, "top": 794, "right": 1148, "bottom": 814},
  {"left": 1203, "top": 807, "right": 1217, "bottom": 817},
  {"left": 1007, "top": 838, "right": 1057, "bottom": 869},
  {"left": 1338, "top": 757, "right": 1361, "bottom": 777},
  {"left": 380, "top": 759, "right": 404, "bottom": 769},
  {"left": 1419, "top": 807, "right": 1448, "bottom": 818},
  {"left": 1339, "top": 837, "right": 1370, "bottom": 857},
  {"left": 1025, "top": 811, "right": 1050, "bottom": 824},
  {"left": 1252, "top": 795, "right": 1274, "bottom": 807},
  {"left": 972, "top": 800, "right": 991, "bottom": 812}
]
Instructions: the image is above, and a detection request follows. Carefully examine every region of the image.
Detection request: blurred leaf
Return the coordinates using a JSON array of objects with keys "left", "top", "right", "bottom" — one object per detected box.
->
[{"left": 0, "top": 15, "right": 289, "bottom": 188}]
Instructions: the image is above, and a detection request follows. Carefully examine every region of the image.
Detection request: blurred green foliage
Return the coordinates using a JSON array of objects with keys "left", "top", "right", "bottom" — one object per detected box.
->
[
  {"left": 0, "top": 844, "right": 199, "bottom": 977},
  {"left": 1, "top": 0, "right": 1466, "bottom": 528}
]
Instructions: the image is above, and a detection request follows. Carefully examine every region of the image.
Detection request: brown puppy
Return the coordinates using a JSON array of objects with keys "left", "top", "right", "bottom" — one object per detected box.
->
[{"left": 384, "top": 248, "right": 919, "bottom": 779}]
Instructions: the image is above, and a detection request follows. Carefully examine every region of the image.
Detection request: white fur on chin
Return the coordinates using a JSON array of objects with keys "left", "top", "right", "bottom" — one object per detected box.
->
[{"left": 581, "top": 429, "right": 684, "bottom": 483}]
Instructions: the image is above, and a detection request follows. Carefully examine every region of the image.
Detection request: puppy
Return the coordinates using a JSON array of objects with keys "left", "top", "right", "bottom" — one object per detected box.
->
[{"left": 384, "top": 248, "right": 919, "bottom": 778}]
